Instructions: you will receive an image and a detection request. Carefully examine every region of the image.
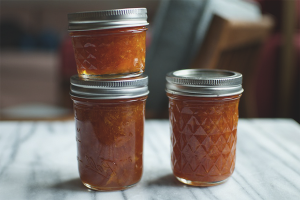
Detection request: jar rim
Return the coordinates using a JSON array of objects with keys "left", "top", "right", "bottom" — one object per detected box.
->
[
  {"left": 68, "top": 8, "right": 149, "bottom": 31},
  {"left": 166, "top": 69, "right": 243, "bottom": 97},
  {"left": 70, "top": 75, "right": 149, "bottom": 99}
]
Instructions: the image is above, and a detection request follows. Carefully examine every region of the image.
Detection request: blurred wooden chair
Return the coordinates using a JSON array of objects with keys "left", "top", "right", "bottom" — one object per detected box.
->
[{"left": 191, "top": 14, "right": 274, "bottom": 118}]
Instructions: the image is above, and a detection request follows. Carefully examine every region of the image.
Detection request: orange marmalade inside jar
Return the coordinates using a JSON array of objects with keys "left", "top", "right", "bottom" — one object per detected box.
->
[
  {"left": 166, "top": 69, "right": 243, "bottom": 186},
  {"left": 68, "top": 8, "right": 149, "bottom": 78},
  {"left": 72, "top": 96, "right": 146, "bottom": 191},
  {"left": 70, "top": 26, "right": 146, "bottom": 78},
  {"left": 167, "top": 94, "right": 241, "bottom": 185},
  {"left": 70, "top": 74, "right": 149, "bottom": 191}
]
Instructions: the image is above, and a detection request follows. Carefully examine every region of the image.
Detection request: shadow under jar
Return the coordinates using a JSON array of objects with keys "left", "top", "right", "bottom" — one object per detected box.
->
[
  {"left": 68, "top": 8, "right": 148, "bottom": 79},
  {"left": 166, "top": 69, "right": 243, "bottom": 187},
  {"left": 70, "top": 75, "right": 148, "bottom": 191}
]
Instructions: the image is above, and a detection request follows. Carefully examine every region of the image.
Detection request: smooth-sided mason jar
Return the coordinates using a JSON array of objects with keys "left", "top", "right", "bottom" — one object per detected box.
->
[
  {"left": 70, "top": 75, "right": 148, "bottom": 191},
  {"left": 166, "top": 69, "right": 243, "bottom": 186},
  {"left": 68, "top": 8, "right": 148, "bottom": 79}
]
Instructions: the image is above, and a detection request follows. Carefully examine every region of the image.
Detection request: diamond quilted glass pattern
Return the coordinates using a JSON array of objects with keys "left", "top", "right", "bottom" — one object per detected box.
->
[
  {"left": 70, "top": 26, "right": 146, "bottom": 77},
  {"left": 72, "top": 96, "right": 147, "bottom": 190},
  {"left": 168, "top": 94, "right": 241, "bottom": 183}
]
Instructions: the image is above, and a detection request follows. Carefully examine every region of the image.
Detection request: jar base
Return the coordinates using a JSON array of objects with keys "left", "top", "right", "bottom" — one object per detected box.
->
[
  {"left": 175, "top": 176, "right": 228, "bottom": 187},
  {"left": 79, "top": 72, "right": 142, "bottom": 80},
  {"left": 82, "top": 181, "right": 138, "bottom": 191}
]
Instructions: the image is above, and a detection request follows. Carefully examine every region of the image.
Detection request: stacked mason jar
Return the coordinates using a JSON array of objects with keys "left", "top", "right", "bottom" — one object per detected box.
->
[
  {"left": 68, "top": 8, "right": 149, "bottom": 191},
  {"left": 68, "top": 8, "right": 244, "bottom": 191}
]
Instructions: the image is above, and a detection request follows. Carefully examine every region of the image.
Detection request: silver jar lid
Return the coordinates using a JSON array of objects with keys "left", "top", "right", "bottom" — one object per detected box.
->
[
  {"left": 166, "top": 69, "right": 243, "bottom": 97},
  {"left": 68, "top": 8, "right": 149, "bottom": 31},
  {"left": 70, "top": 75, "right": 149, "bottom": 99}
]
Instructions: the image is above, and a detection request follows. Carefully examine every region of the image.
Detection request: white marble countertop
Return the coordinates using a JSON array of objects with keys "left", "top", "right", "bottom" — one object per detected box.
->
[{"left": 0, "top": 119, "right": 300, "bottom": 200}]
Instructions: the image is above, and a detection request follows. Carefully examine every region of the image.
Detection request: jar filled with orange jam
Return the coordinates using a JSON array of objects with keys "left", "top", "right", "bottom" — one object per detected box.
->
[
  {"left": 70, "top": 75, "right": 148, "bottom": 191},
  {"left": 68, "top": 8, "right": 148, "bottom": 79},
  {"left": 166, "top": 69, "right": 243, "bottom": 187}
]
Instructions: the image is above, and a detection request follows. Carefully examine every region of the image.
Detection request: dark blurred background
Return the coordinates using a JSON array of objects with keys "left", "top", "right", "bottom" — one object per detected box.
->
[{"left": 0, "top": 0, "right": 299, "bottom": 122}]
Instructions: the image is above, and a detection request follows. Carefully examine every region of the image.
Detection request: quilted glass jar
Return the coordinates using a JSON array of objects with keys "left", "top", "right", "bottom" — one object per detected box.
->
[
  {"left": 68, "top": 8, "right": 148, "bottom": 79},
  {"left": 70, "top": 75, "right": 148, "bottom": 191},
  {"left": 166, "top": 69, "right": 243, "bottom": 186}
]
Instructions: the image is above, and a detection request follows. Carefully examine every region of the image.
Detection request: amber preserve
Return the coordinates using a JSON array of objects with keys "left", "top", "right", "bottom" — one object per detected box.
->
[
  {"left": 70, "top": 26, "right": 147, "bottom": 78},
  {"left": 68, "top": 8, "right": 148, "bottom": 79},
  {"left": 166, "top": 69, "right": 243, "bottom": 186},
  {"left": 70, "top": 75, "right": 148, "bottom": 191}
]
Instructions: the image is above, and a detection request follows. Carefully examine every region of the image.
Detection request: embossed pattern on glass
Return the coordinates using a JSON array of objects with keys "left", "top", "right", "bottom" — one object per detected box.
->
[
  {"left": 72, "top": 96, "right": 146, "bottom": 191},
  {"left": 167, "top": 94, "right": 241, "bottom": 185},
  {"left": 70, "top": 26, "right": 146, "bottom": 78}
]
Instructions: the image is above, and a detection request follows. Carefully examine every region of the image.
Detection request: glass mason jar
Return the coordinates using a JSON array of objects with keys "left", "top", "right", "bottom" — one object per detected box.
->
[
  {"left": 70, "top": 75, "right": 149, "bottom": 191},
  {"left": 166, "top": 69, "right": 243, "bottom": 187},
  {"left": 68, "top": 8, "right": 148, "bottom": 79}
]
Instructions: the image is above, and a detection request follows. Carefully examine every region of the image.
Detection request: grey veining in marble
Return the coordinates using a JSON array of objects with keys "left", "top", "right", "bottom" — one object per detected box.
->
[{"left": 0, "top": 119, "right": 300, "bottom": 200}]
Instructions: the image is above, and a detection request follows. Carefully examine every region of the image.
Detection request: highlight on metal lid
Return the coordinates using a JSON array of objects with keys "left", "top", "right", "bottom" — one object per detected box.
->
[
  {"left": 68, "top": 8, "right": 149, "bottom": 31},
  {"left": 70, "top": 74, "right": 149, "bottom": 99},
  {"left": 166, "top": 69, "right": 243, "bottom": 97}
]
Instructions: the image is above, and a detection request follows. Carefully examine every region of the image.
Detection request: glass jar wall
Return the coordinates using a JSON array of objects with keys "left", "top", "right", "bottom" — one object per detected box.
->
[
  {"left": 70, "top": 26, "right": 147, "bottom": 78},
  {"left": 70, "top": 75, "right": 148, "bottom": 191},
  {"left": 167, "top": 94, "right": 241, "bottom": 186},
  {"left": 68, "top": 8, "right": 148, "bottom": 79},
  {"left": 72, "top": 96, "right": 147, "bottom": 191},
  {"left": 166, "top": 69, "right": 243, "bottom": 186}
]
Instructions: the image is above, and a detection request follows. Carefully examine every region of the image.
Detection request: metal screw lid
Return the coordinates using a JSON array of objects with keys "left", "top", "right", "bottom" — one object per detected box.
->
[
  {"left": 70, "top": 75, "right": 149, "bottom": 99},
  {"left": 166, "top": 69, "right": 243, "bottom": 97},
  {"left": 68, "top": 8, "right": 149, "bottom": 31}
]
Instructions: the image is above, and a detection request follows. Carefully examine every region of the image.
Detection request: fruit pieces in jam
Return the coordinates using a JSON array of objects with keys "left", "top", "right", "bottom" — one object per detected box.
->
[
  {"left": 72, "top": 96, "right": 147, "bottom": 191},
  {"left": 167, "top": 94, "right": 241, "bottom": 186},
  {"left": 70, "top": 26, "right": 146, "bottom": 78}
]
